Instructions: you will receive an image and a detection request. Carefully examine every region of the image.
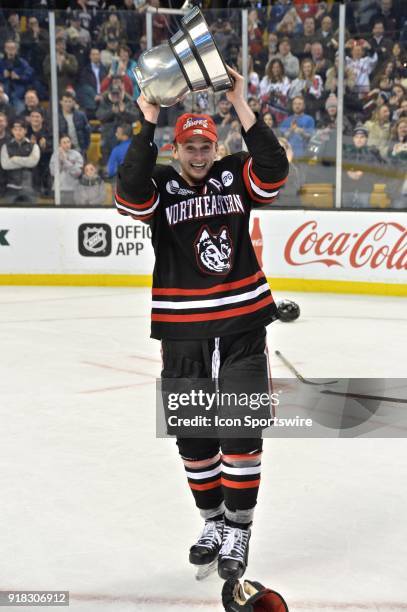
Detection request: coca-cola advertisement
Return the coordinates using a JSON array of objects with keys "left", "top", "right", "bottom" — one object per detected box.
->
[{"left": 251, "top": 211, "right": 407, "bottom": 290}]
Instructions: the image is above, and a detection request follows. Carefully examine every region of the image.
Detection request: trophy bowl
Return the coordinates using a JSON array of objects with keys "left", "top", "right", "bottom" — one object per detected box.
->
[{"left": 134, "top": 6, "right": 233, "bottom": 107}]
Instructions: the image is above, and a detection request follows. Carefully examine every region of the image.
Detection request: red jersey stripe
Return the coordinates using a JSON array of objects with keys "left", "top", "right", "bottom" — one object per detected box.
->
[
  {"left": 115, "top": 191, "right": 157, "bottom": 210},
  {"left": 189, "top": 478, "right": 222, "bottom": 491},
  {"left": 221, "top": 477, "right": 261, "bottom": 489},
  {"left": 242, "top": 160, "right": 277, "bottom": 203},
  {"left": 152, "top": 271, "right": 265, "bottom": 297},
  {"left": 247, "top": 158, "right": 288, "bottom": 190},
  {"left": 151, "top": 295, "right": 273, "bottom": 323}
]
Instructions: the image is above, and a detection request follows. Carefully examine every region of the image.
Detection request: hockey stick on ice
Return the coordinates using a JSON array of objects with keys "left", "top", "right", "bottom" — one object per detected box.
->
[{"left": 275, "top": 350, "right": 338, "bottom": 386}]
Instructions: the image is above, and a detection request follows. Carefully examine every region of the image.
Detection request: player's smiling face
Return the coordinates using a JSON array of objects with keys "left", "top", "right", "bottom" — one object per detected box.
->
[{"left": 173, "top": 136, "right": 218, "bottom": 186}]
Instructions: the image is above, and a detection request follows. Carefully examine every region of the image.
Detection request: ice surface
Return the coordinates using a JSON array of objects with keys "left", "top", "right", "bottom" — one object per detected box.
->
[{"left": 0, "top": 287, "right": 406, "bottom": 611}]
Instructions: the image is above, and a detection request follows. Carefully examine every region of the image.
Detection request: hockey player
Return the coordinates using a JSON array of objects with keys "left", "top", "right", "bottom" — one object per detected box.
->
[{"left": 115, "top": 67, "right": 289, "bottom": 580}]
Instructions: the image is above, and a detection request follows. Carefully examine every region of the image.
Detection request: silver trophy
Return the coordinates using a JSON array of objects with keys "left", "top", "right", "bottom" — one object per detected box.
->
[{"left": 133, "top": 7, "right": 233, "bottom": 107}]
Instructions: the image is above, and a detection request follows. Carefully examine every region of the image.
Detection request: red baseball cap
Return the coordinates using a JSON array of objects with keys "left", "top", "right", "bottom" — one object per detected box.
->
[{"left": 174, "top": 113, "right": 218, "bottom": 144}]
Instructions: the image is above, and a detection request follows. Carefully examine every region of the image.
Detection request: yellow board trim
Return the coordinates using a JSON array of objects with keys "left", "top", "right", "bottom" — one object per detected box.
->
[{"left": 0, "top": 274, "right": 406, "bottom": 296}]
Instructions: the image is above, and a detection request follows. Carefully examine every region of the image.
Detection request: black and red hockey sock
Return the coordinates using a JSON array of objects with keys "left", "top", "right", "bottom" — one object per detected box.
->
[{"left": 221, "top": 451, "right": 262, "bottom": 528}]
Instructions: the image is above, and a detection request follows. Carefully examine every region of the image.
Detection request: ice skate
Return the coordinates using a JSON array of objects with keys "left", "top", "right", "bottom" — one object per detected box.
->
[
  {"left": 218, "top": 525, "right": 251, "bottom": 580},
  {"left": 189, "top": 518, "right": 224, "bottom": 580}
]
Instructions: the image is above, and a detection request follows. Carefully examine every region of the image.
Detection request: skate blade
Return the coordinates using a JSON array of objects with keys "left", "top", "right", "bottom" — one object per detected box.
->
[{"left": 195, "top": 558, "right": 218, "bottom": 581}]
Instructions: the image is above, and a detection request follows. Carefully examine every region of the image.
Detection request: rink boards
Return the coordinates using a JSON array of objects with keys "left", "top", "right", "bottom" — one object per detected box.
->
[{"left": 0, "top": 208, "right": 406, "bottom": 295}]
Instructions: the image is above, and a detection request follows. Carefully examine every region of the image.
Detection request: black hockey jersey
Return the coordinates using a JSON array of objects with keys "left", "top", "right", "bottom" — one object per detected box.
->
[{"left": 115, "top": 119, "right": 289, "bottom": 340}]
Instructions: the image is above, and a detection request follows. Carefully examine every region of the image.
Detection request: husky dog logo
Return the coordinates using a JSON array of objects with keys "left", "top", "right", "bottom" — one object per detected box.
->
[{"left": 195, "top": 225, "right": 233, "bottom": 274}]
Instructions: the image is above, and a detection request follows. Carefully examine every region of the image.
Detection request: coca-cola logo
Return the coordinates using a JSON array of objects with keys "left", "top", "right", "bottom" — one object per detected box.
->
[{"left": 284, "top": 221, "right": 407, "bottom": 270}]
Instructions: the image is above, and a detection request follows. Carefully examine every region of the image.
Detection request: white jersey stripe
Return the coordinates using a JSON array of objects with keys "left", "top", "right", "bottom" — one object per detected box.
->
[
  {"left": 115, "top": 194, "right": 160, "bottom": 216},
  {"left": 185, "top": 465, "right": 222, "bottom": 480},
  {"left": 152, "top": 282, "right": 270, "bottom": 310},
  {"left": 221, "top": 465, "right": 261, "bottom": 476},
  {"left": 248, "top": 159, "right": 280, "bottom": 198}
]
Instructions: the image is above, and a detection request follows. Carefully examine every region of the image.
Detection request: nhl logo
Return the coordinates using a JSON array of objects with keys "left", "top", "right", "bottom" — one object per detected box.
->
[{"left": 78, "top": 223, "right": 112, "bottom": 257}]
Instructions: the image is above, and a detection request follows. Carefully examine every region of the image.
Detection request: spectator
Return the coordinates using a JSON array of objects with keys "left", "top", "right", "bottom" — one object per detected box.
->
[
  {"left": 96, "top": 79, "right": 139, "bottom": 164},
  {"left": 98, "top": 11, "right": 126, "bottom": 47},
  {"left": 212, "top": 95, "right": 235, "bottom": 126},
  {"left": 66, "top": 11, "right": 92, "bottom": 70},
  {"left": 224, "top": 119, "right": 243, "bottom": 154},
  {"left": 0, "top": 111, "right": 9, "bottom": 197},
  {"left": 100, "top": 34, "right": 120, "bottom": 70},
  {"left": 101, "top": 71, "right": 133, "bottom": 99},
  {"left": 74, "top": 162, "right": 106, "bottom": 206},
  {"left": 263, "top": 112, "right": 274, "bottom": 129},
  {"left": 387, "top": 117, "right": 407, "bottom": 165},
  {"left": 20, "top": 16, "right": 49, "bottom": 97},
  {"left": 364, "top": 104, "right": 392, "bottom": 157},
  {"left": 342, "top": 125, "right": 384, "bottom": 208},
  {"left": 43, "top": 35, "right": 78, "bottom": 95},
  {"left": 275, "top": 8, "right": 302, "bottom": 38},
  {"left": 280, "top": 95, "right": 315, "bottom": 158},
  {"left": 316, "top": 15, "right": 337, "bottom": 60},
  {"left": 259, "top": 59, "right": 291, "bottom": 122},
  {"left": 118, "top": 45, "right": 139, "bottom": 99},
  {"left": 216, "top": 142, "right": 231, "bottom": 160},
  {"left": 0, "top": 82, "right": 15, "bottom": 123},
  {"left": 310, "top": 41, "right": 331, "bottom": 81},
  {"left": 387, "top": 117, "right": 407, "bottom": 208},
  {"left": 59, "top": 90, "right": 90, "bottom": 157},
  {"left": 390, "top": 42, "right": 407, "bottom": 80},
  {"left": 19, "top": 89, "right": 41, "bottom": 124},
  {"left": 77, "top": 48, "right": 108, "bottom": 119},
  {"left": 326, "top": 52, "right": 366, "bottom": 125},
  {"left": 0, "top": 118, "right": 40, "bottom": 204},
  {"left": 294, "top": 0, "right": 319, "bottom": 22},
  {"left": 389, "top": 84, "right": 406, "bottom": 118},
  {"left": 211, "top": 19, "right": 240, "bottom": 60},
  {"left": 66, "top": 11, "right": 91, "bottom": 49},
  {"left": 368, "top": 0, "right": 399, "bottom": 37},
  {"left": 318, "top": 94, "right": 353, "bottom": 134},
  {"left": 291, "top": 16, "right": 317, "bottom": 60},
  {"left": 134, "top": 35, "right": 147, "bottom": 62},
  {"left": 345, "top": 39, "right": 378, "bottom": 96},
  {"left": 248, "top": 96, "right": 261, "bottom": 116},
  {"left": 369, "top": 20, "right": 393, "bottom": 71},
  {"left": 148, "top": 0, "right": 170, "bottom": 46},
  {"left": 50, "top": 134, "right": 84, "bottom": 205},
  {"left": 122, "top": 0, "right": 144, "bottom": 53},
  {"left": 313, "top": 94, "right": 353, "bottom": 165},
  {"left": 27, "top": 108, "right": 52, "bottom": 195},
  {"left": 273, "top": 37, "right": 300, "bottom": 80},
  {"left": 0, "top": 40, "right": 34, "bottom": 115},
  {"left": 289, "top": 58, "right": 324, "bottom": 118},
  {"left": 269, "top": 0, "right": 295, "bottom": 32},
  {"left": 273, "top": 137, "right": 304, "bottom": 206},
  {"left": 107, "top": 123, "right": 132, "bottom": 178},
  {"left": 0, "top": 12, "right": 20, "bottom": 49},
  {"left": 247, "top": 9, "right": 264, "bottom": 57}
]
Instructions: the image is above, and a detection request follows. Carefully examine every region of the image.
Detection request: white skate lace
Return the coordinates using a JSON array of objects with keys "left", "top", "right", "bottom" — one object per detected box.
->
[
  {"left": 219, "top": 525, "right": 249, "bottom": 561},
  {"left": 196, "top": 520, "right": 223, "bottom": 551}
]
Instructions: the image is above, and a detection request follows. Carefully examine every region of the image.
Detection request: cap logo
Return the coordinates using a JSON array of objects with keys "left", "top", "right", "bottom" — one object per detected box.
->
[{"left": 183, "top": 117, "right": 209, "bottom": 130}]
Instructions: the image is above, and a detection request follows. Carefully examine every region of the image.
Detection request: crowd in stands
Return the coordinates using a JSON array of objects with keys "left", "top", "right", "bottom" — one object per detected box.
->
[{"left": 0, "top": 0, "right": 405, "bottom": 208}]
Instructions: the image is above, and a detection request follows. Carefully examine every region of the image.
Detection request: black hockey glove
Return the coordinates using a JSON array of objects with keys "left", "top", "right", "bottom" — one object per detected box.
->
[{"left": 222, "top": 579, "right": 289, "bottom": 612}]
